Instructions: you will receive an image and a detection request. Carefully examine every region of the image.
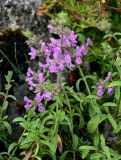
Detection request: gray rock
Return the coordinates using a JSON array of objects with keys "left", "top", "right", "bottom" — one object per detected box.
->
[{"left": 0, "top": 0, "right": 48, "bottom": 39}]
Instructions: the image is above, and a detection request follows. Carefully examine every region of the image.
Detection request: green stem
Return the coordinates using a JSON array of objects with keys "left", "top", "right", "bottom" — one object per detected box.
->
[{"left": 78, "top": 65, "right": 91, "bottom": 95}]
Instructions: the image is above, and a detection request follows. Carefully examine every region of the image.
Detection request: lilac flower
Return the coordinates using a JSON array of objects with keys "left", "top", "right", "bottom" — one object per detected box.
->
[
  {"left": 76, "top": 57, "right": 82, "bottom": 64},
  {"left": 44, "top": 47, "right": 51, "bottom": 57},
  {"left": 49, "top": 63, "right": 58, "bottom": 73},
  {"left": 105, "top": 72, "right": 111, "bottom": 81},
  {"left": 81, "top": 44, "right": 87, "bottom": 56},
  {"left": 59, "top": 63, "right": 65, "bottom": 71},
  {"left": 76, "top": 46, "right": 82, "bottom": 57},
  {"left": 24, "top": 96, "right": 32, "bottom": 110},
  {"left": 97, "top": 85, "right": 103, "bottom": 97},
  {"left": 69, "top": 31, "right": 77, "bottom": 46},
  {"left": 53, "top": 47, "right": 61, "bottom": 59},
  {"left": 38, "top": 103, "right": 45, "bottom": 112},
  {"left": 28, "top": 47, "right": 37, "bottom": 60},
  {"left": 62, "top": 35, "right": 71, "bottom": 48},
  {"left": 86, "top": 38, "right": 93, "bottom": 47},
  {"left": 107, "top": 87, "right": 113, "bottom": 95},
  {"left": 38, "top": 72, "right": 45, "bottom": 82},
  {"left": 26, "top": 77, "right": 35, "bottom": 90},
  {"left": 43, "top": 91, "right": 52, "bottom": 101},
  {"left": 64, "top": 51, "right": 74, "bottom": 67},
  {"left": 47, "top": 24, "right": 54, "bottom": 32},
  {"left": 35, "top": 92, "right": 43, "bottom": 103},
  {"left": 27, "top": 67, "right": 34, "bottom": 77}
]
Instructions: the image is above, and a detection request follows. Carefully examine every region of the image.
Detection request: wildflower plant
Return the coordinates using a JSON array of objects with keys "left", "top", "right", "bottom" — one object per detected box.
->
[{"left": 24, "top": 14, "right": 92, "bottom": 112}]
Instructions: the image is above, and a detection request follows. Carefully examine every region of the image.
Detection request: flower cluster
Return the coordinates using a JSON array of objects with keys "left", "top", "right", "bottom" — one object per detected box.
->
[
  {"left": 97, "top": 72, "right": 114, "bottom": 97},
  {"left": 24, "top": 23, "right": 92, "bottom": 112}
]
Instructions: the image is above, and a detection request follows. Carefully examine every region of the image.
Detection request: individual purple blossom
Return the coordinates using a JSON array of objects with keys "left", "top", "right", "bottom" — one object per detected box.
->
[
  {"left": 24, "top": 96, "right": 32, "bottom": 110},
  {"left": 27, "top": 67, "right": 34, "bottom": 77},
  {"left": 38, "top": 72, "right": 45, "bottom": 82},
  {"left": 38, "top": 103, "right": 45, "bottom": 112},
  {"left": 97, "top": 85, "right": 103, "bottom": 97},
  {"left": 26, "top": 77, "right": 35, "bottom": 90},
  {"left": 86, "top": 38, "right": 93, "bottom": 47},
  {"left": 28, "top": 47, "right": 37, "bottom": 60},
  {"left": 105, "top": 72, "right": 111, "bottom": 81},
  {"left": 49, "top": 63, "right": 58, "bottom": 73},
  {"left": 69, "top": 31, "right": 77, "bottom": 46},
  {"left": 64, "top": 51, "right": 75, "bottom": 67},
  {"left": 47, "top": 24, "right": 54, "bottom": 32},
  {"left": 43, "top": 91, "right": 52, "bottom": 101},
  {"left": 53, "top": 47, "right": 61, "bottom": 59},
  {"left": 76, "top": 46, "right": 82, "bottom": 57},
  {"left": 76, "top": 57, "right": 82, "bottom": 64},
  {"left": 35, "top": 92, "right": 43, "bottom": 103},
  {"left": 59, "top": 63, "right": 65, "bottom": 71},
  {"left": 107, "top": 87, "right": 114, "bottom": 95},
  {"left": 62, "top": 35, "right": 71, "bottom": 48},
  {"left": 44, "top": 46, "right": 51, "bottom": 57},
  {"left": 81, "top": 44, "right": 87, "bottom": 56}
]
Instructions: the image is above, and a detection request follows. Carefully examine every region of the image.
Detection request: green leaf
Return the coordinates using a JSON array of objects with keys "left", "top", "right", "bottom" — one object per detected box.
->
[
  {"left": 76, "top": 78, "right": 82, "bottom": 91},
  {"left": 115, "top": 86, "right": 120, "bottom": 101},
  {"left": 94, "top": 134, "right": 100, "bottom": 147},
  {"left": 107, "top": 114, "right": 117, "bottom": 130},
  {"left": 116, "top": 58, "right": 121, "bottom": 66},
  {"left": 2, "top": 101, "right": 8, "bottom": 111},
  {"left": 2, "top": 121, "right": 12, "bottom": 134},
  {"left": 40, "top": 140, "right": 56, "bottom": 156},
  {"left": 13, "top": 117, "right": 25, "bottom": 123},
  {"left": 90, "top": 153, "right": 103, "bottom": 159},
  {"left": 108, "top": 81, "right": 121, "bottom": 88},
  {"left": 60, "top": 151, "right": 71, "bottom": 160},
  {"left": 79, "top": 146, "right": 96, "bottom": 150},
  {"left": 87, "top": 114, "right": 107, "bottom": 133},
  {"left": 86, "top": 95, "right": 100, "bottom": 100},
  {"left": 7, "top": 95, "right": 16, "bottom": 100},
  {"left": 100, "top": 135, "right": 105, "bottom": 149},
  {"left": 8, "top": 142, "right": 17, "bottom": 154},
  {"left": 104, "top": 146, "right": 111, "bottom": 159},
  {"left": 5, "top": 71, "right": 13, "bottom": 83},
  {"left": 81, "top": 149, "right": 90, "bottom": 159},
  {"left": 102, "top": 102, "right": 117, "bottom": 107},
  {"left": 72, "top": 134, "right": 78, "bottom": 150}
]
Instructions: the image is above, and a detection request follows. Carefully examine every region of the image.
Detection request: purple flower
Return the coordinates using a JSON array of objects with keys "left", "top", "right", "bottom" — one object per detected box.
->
[
  {"left": 107, "top": 87, "right": 113, "bottom": 95},
  {"left": 69, "top": 31, "right": 77, "bottom": 46},
  {"left": 44, "top": 47, "right": 51, "bottom": 57},
  {"left": 105, "top": 72, "right": 111, "bottom": 81},
  {"left": 38, "top": 72, "right": 45, "bottom": 82},
  {"left": 27, "top": 67, "right": 34, "bottom": 77},
  {"left": 26, "top": 77, "right": 35, "bottom": 90},
  {"left": 24, "top": 96, "right": 32, "bottom": 110},
  {"left": 43, "top": 91, "right": 52, "bottom": 101},
  {"left": 49, "top": 63, "right": 58, "bottom": 73},
  {"left": 76, "top": 57, "right": 82, "bottom": 64},
  {"left": 28, "top": 47, "right": 37, "bottom": 60},
  {"left": 76, "top": 46, "right": 82, "bottom": 57},
  {"left": 53, "top": 47, "right": 61, "bottom": 59},
  {"left": 62, "top": 35, "right": 71, "bottom": 48},
  {"left": 35, "top": 92, "right": 43, "bottom": 103},
  {"left": 97, "top": 85, "right": 103, "bottom": 97},
  {"left": 47, "top": 24, "right": 54, "bottom": 32},
  {"left": 59, "top": 63, "right": 65, "bottom": 71},
  {"left": 81, "top": 44, "right": 87, "bottom": 56},
  {"left": 38, "top": 103, "right": 45, "bottom": 112},
  {"left": 86, "top": 38, "right": 93, "bottom": 47}
]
